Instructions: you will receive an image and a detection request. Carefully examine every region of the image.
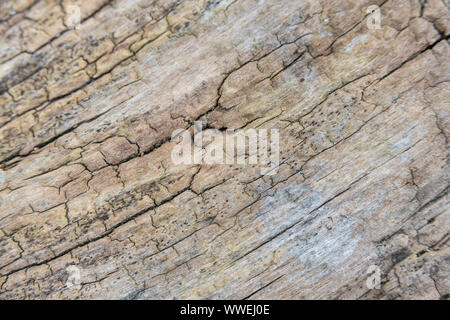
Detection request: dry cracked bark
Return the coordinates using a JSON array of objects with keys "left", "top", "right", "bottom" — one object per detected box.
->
[{"left": 0, "top": 0, "right": 449, "bottom": 300}]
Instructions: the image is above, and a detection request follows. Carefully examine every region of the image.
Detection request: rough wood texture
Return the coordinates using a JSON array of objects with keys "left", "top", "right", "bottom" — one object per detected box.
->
[{"left": 0, "top": 0, "right": 449, "bottom": 299}]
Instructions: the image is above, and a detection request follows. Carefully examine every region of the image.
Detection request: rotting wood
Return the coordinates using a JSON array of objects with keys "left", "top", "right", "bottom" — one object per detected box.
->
[{"left": 0, "top": 0, "right": 449, "bottom": 299}]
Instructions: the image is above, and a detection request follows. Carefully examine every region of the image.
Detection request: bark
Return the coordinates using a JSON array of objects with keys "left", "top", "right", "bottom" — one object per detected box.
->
[{"left": 0, "top": 0, "right": 449, "bottom": 299}]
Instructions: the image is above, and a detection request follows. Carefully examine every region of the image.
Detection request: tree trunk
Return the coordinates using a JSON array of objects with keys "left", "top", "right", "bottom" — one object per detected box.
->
[{"left": 0, "top": 0, "right": 449, "bottom": 299}]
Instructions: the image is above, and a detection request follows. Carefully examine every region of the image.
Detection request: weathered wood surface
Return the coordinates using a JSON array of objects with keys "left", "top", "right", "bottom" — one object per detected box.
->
[{"left": 0, "top": 0, "right": 449, "bottom": 299}]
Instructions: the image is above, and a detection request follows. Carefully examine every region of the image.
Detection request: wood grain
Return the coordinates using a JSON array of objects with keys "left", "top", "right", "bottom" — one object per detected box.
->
[{"left": 0, "top": 0, "right": 448, "bottom": 299}]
